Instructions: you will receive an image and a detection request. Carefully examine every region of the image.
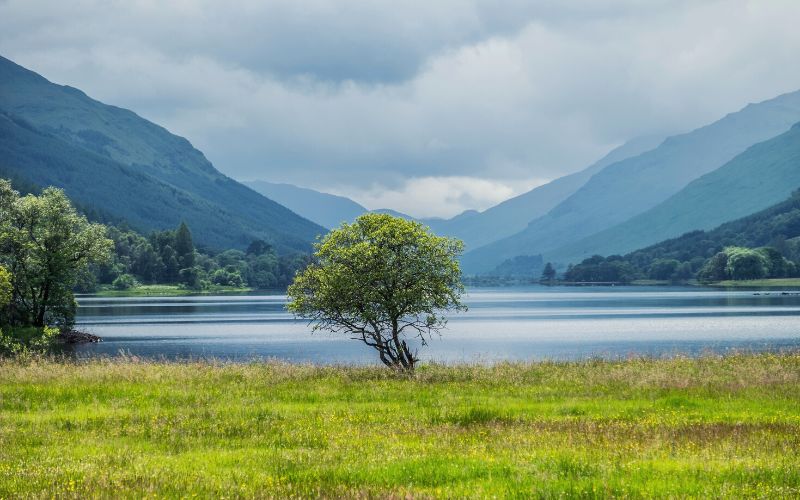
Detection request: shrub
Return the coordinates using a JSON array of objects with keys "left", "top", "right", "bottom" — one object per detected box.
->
[
  {"left": 0, "top": 326, "right": 59, "bottom": 358},
  {"left": 112, "top": 274, "right": 137, "bottom": 290}
]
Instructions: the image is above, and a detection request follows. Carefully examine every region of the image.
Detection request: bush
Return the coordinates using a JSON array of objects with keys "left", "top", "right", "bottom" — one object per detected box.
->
[
  {"left": 112, "top": 274, "right": 137, "bottom": 290},
  {"left": 0, "top": 326, "right": 59, "bottom": 358},
  {"left": 210, "top": 268, "right": 245, "bottom": 288},
  {"left": 179, "top": 267, "right": 202, "bottom": 289},
  {"left": 697, "top": 252, "right": 729, "bottom": 282}
]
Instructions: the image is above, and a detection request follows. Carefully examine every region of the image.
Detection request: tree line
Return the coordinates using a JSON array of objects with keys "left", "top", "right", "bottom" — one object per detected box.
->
[
  {"left": 0, "top": 179, "right": 312, "bottom": 355},
  {"left": 88, "top": 223, "right": 311, "bottom": 292},
  {"left": 538, "top": 190, "right": 800, "bottom": 284}
]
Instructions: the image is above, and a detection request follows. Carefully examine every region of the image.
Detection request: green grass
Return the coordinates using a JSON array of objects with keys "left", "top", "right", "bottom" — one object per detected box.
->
[
  {"left": 710, "top": 278, "right": 800, "bottom": 288},
  {"left": 1, "top": 354, "right": 799, "bottom": 498},
  {"left": 93, "top": 284, "right": 253, "bottom": 297}
]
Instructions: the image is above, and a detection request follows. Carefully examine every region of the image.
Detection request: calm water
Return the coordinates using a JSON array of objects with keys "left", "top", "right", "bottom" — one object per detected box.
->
[{"left": 72, "top": 286, "right": 800, "bottom": 363}]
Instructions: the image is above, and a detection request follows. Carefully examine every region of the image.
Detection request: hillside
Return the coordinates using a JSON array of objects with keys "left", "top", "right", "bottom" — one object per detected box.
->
[
  {"left": 551, "top": 122, "right": 800, "bottom": 265},
  {"left": 245, "top": 180, "right": 367, "bottom": 229},
  {"left": 426, "top": 135, "right": 664, "bottom": 250},
  {"left": 624, "top": 190, "right": 800, "bottom": 268},
  {"left": 462, "top": 89, "right": 800, "bottom": 273},
  {"left": 245, "top": 136, "right": 662, "bottom": 248},
  {"left": 0, "top": 55, "right": 324, "bottom": 252}
]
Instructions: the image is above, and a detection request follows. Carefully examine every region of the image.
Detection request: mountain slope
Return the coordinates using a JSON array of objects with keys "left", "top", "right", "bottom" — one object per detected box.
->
[
  {"left": 624, "top": 189, "right": 800, "bottom": 267},
  {"left": 0, "top": 55, "right": 324, "bottom": 252},
  {"left": 462, "top": 89, "right": 800, "bottom": 273},
  {"left": 426, "top": 135, "right": 664, "bottom": 250},
  {"left": 551, "top": 122, "right": 800, "bottom": 265},
  {"left": 245, "top": 180, "right": 367, "bottom": 229}
]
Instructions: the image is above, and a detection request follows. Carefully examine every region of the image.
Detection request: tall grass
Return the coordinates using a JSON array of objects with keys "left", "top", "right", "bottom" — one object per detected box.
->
[{"left": 1, "top": 353, "right": 798, "bottom": 497}]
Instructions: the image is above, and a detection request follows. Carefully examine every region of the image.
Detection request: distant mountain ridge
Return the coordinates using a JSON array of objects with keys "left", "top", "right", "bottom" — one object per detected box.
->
[
  {"left": 0, "top": 55, "right": 324, "bottom": 252},
  {"left": 551, "top": 121, "right": 800, "bottom": 265},
  {"left": 245, "top": 180, "right": 367, "bottom": 229},
  {"left": 426, "top": 135, "right": 664, "bottom": 251},
  {"left": 462, "top": 89, "right": 800, "bottom": 273},
  {"left": 245, "top": 180, "right": 419, "bottom": 228},
  {"left": 248, "top": 136, "right": 663, "bottom": 249}
]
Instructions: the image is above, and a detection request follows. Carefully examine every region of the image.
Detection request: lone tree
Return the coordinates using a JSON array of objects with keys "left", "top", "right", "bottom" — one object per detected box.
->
[{"left": 287, "top": 213, "right": 466, "bottom": 370}]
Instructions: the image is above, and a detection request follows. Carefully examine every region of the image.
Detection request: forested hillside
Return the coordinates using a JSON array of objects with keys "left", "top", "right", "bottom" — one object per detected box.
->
[
  {"left": 563, "top": 191, "right": 800, "bottom": 283},
  {"left": 552, "top": 122, "right": 800, "bottom": 264},
  {"left": 462, "top": 90, "right": 800, "bottom": 273},
  {"left": 0, "top": 55, "right": 324, "bottom": 252}
]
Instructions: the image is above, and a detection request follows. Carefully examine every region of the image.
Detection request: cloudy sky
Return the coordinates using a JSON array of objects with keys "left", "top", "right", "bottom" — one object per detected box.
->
[{"left": 2, "top": 0, "right": 800, "bottom": 217}]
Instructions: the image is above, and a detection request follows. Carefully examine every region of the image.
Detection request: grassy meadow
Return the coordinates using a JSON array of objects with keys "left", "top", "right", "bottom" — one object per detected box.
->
[
  {"left": 0, "top": 354, "right": 799, "bottom": 498},
  {"left": 710, "top": 278, "right": 800, "bottom": 288}
]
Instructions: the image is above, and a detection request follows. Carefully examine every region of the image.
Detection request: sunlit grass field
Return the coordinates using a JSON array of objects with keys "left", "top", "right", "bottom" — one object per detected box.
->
[{"left": 1, "top": 354, "right": 799, "bottom": 498}]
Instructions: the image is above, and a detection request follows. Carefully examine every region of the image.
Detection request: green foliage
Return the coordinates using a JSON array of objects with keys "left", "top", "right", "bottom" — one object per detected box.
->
[
  {"left": 210, "top": 267, "right": 245, "bottom": 288},
  {"left": 563, "top": 255, "right": 639, "bottom": 283},
  {"left": 174, "top": 222, "right": 195, "bottom": 269},
  {"left": 0, "top": 266, "right": 11, "bottom": 310},
  {"left": 0, "top": 180, "right": 112, "bottom": 327},
  {"left": 556, "top": 191, "right": 800, "bottom": 284},
  {"left": 696, "top": 246, "right": 796, "bottom": 283},
  {"left": 698, "top": 252, "right": 729, "bottom": 282},
  {"left": 111, "top": 274, "right": 136, "bottom": 291},
  {"left": 288, "top": 214, "right": 466, "bottom": 370},
  {"left": 724, "top": 247, "right": 768, "bottom": 280},
  {"left": 0, "top": 326, "right": 58, "bottom": 358},
  {"left": 757, "top": 247, "right": 793, "bottom": 278},
  {"left": 93, "top": 221, "right": 309, "bottom": 292},
  {"left": 648, "top": 258, "right": 681, "bottom": 281},
  {"left": 0, "top": 354, "right": 798, "bottom": 497}
]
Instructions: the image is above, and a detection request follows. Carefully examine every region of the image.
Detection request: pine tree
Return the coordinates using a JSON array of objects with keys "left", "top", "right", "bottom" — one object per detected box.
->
[
  {"left": 174, "top": 222, "right": 195, "bottom": 269},
  {"left": 541, "top": 262, "right": 557, "bottom": 283}
]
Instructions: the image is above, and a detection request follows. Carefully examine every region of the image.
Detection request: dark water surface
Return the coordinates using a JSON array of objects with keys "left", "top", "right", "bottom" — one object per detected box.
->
[{"left": 72, "top": 286, "right": 800, "bottom": 363}]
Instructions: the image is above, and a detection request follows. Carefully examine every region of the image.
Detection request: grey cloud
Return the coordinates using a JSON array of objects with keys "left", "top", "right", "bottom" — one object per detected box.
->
[{"left": 1, "top": 0, "right": 800, "bottom": 217}]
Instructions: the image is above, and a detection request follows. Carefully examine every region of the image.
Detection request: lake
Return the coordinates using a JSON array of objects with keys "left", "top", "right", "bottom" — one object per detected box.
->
[{"left": 72, "top": 286, "right": 800, "bottom": 363}]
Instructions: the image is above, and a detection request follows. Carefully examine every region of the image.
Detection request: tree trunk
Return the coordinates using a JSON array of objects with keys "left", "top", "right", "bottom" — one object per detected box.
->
[
  {"left": 390, "top": 319, "right": 415, "bottom": 371},
  {"left": 34, "top": 282, "right": 50, "bottom": 327}
]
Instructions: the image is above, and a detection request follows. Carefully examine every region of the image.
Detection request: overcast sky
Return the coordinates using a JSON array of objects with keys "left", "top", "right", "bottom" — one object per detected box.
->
[{"left": 2, "top": 0, "right": 800, "bottom": 217}]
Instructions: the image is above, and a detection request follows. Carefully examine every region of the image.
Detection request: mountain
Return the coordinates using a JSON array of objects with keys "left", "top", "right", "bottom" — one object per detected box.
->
[
  {"left": 625, "top": 189, "right": 800, "bottom": 270},
  {"left": 551, "top": 122, "right": 800, "bottom": 265},
  {"left": 462, "top": 89, "right": 800, "bottom": 273},
  {"left": 0, "top": 55, "right": 324, "bottom": 252},
  {"left": 245, "top": 180, "right": 367, "bottom": 229},
  {"left": 246, "top": 136, "right": 663, "bottom": 245},
  {"left": 372, "top": 208, "right": 416, "bottom": 220},
  {"left": 426, "top": 135, "right": 664, "bottom": 250}
]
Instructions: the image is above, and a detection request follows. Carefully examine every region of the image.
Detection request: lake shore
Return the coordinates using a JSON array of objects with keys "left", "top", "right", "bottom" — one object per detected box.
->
[
  {"left": 708, "top": 278, "right": 800, "bottom": 288},
  {"left": 1, "top": 353, "right": 798, "bottom": 497},
  {"left": 90, "top": 284, "right": 254, "bottom": 297},
  {"left": 82, "top": 278, "right": 800, "bottom": 300}
]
